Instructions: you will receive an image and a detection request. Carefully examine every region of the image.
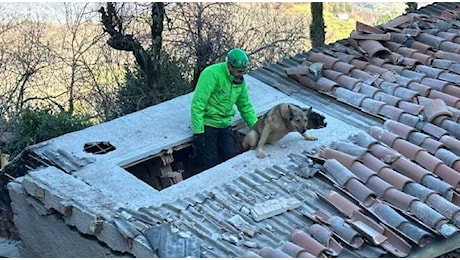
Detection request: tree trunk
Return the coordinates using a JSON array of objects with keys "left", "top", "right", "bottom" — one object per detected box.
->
[
  {"left": 310, "top": 2, "right": 325, "bottom": 48},
  {"left": 99, "top": 2, "right": 165, "bottom": 95}
]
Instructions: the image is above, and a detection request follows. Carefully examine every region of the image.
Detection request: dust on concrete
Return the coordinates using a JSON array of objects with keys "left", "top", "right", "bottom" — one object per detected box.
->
[{"left": 0, "top": 237, "right": 19, "bottom": 258}]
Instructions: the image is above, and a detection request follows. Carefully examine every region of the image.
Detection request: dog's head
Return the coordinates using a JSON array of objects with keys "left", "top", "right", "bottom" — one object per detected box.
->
[
  {"left": 306, "top": 110, "right": 327, "bottom": 129},
  {"left": 288, "top": 104, "right": 310, "bottom": 134}
]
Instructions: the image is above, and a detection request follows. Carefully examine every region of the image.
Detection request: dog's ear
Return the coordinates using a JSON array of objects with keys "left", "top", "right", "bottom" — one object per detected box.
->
[
  {"left": 302, "top": 106, "right": 312, "bottom": 115},
  {"left": 288, "top": 104, "right": 294, "bottom": 120}
]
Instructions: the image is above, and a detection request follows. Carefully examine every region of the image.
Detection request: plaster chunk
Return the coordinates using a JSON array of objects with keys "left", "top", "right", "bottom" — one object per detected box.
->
[{"left": 251, "top": 197, "right": 301, "bottom": 222}]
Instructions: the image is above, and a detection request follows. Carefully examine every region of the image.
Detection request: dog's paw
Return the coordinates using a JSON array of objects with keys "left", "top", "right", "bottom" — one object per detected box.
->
[
  {"left": 303, "top": 134, "right": 318, "bottom": 141},
  {"left": 256, "top": 149, "right": 265, "bottom": 158}
]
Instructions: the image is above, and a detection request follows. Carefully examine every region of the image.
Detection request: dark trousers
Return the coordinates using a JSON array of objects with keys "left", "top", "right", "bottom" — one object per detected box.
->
[{"left": 198, "top": 126, "right": 236, "bottom": 170}]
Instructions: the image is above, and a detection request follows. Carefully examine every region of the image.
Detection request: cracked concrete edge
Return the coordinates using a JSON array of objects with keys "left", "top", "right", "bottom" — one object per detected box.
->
[{"left": 8, "top": 169, "right": 155, "bottom": 257}]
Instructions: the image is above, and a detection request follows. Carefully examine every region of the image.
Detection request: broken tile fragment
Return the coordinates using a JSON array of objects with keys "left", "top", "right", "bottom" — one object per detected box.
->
[{"left": 251, "top": 197, "right": 301, "bottom": 222}]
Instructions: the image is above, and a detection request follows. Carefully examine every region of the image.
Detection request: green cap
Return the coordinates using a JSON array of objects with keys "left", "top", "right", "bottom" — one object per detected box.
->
[{"left": 227, "top": 48, "right": 249, "bottom": 69}]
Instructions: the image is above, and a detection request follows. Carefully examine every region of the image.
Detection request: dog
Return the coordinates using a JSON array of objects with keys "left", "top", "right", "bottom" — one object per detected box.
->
[{"left": 242, "top": 103, "right": 327, "bottom": 158}]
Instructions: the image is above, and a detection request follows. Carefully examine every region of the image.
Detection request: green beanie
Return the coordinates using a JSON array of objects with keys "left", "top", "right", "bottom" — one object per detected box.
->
[{"left": 227, "top": 48, "right": 249, "bottom": 69}]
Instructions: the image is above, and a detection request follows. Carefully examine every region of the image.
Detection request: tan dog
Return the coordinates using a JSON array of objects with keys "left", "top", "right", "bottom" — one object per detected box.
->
[{"left": 242, "top": 103, "right": 327, "bottom": 158}]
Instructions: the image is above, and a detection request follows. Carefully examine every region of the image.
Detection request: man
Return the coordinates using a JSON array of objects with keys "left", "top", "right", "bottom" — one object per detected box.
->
[{"left": 191, "top": 48, "right": 258, "bottom": 170}]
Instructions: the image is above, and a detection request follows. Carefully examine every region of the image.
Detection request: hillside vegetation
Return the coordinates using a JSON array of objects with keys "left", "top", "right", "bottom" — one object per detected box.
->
[{"left": 0, "top": 2, "right": 409, "bottom": 158}]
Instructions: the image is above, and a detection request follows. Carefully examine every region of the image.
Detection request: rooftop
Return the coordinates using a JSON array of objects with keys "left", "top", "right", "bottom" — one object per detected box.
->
[{"left": 4, "top": 2, "right": 460, "bottom": 258}]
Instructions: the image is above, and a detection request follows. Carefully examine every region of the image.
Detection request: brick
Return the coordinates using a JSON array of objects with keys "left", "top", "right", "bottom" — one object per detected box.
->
[
  {"left": 9, "top": 231, "right": 21, "bottom": 240},
  {"left": 0, "top": 229, "right": 10, "bottom": 238},
  {"left": 3, "top": 210, "right": 14, "bottom": 221},
  {"left": 0, "top": 220, "right": 13, "bottom": 230}
]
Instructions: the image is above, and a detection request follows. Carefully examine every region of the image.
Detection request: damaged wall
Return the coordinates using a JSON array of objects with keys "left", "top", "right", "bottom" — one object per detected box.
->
[
  {"left": 8, "top": 179, "right": 128, "bottom": 258},
  {"left": 3, "top": 76, "right": 325, "bottom": 257},
  {"left": 8, "top": 167, "right": 154, "bottom": 257}
]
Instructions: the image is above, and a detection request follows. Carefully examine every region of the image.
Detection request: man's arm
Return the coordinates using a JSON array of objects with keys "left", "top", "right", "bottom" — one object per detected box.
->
[
  {"left": 191, "top": 70, "right": 215, "bottom": 134},
  {"left": 235, "top": 83, "right": 258, "bottom": 128}
]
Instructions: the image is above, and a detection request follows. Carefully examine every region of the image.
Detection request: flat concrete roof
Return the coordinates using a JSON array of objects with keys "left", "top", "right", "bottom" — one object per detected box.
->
[{"left": 27, "top": 76, "right": 364, "bottom": 210}]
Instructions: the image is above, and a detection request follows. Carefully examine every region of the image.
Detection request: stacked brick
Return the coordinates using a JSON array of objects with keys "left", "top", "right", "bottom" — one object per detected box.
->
[{"left": 0, "top": 205, "right": 19, "bottom": 240}]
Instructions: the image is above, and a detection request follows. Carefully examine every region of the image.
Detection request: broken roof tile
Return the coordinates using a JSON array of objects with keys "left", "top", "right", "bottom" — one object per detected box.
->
[
  {"left": 308, "top": 224, "right": 343, "bottom": 256},
  {"left": 329, "top": 216, "right": 364, "bottom": 249}
]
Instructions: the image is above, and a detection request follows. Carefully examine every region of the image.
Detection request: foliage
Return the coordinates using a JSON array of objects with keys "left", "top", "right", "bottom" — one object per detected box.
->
[
  {"left": 3, "top": 107, "right": 93, "bottom": 157},
  {"left": 164, "top": 2, "right": 309, "bottom": 86},
  {"left": 323, "top": 11, "right": 355, "bottom": 43},
  {"left": 405, "top": 2, "right": 418, "bottom": 13},
  {"left": 0, "top": 2, "right": 410, "bottom": 155},
  {"left": 116, "top": 51, "right": 192, "bottom": 116}
]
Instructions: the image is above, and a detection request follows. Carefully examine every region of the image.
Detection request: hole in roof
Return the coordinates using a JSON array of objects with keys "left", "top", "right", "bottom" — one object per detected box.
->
[
  {"left": 121, "top": 126, "right": 248, "bottom": 191},
  {"left": 83, "top": 141, "right": 116, "bottom": 154}
]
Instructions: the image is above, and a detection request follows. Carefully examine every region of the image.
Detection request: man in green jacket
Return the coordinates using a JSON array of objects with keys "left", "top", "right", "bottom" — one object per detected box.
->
[{"left": 191, "top": 48, "right": 258, "bottom": 170}]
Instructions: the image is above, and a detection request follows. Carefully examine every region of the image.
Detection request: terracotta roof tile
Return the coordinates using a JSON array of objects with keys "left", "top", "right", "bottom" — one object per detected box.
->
[
  {"left": 379, "top": 167, "right": 413, "bottom": 191},
  {"left": 382, "top": 187, "right": 418, "bottom": 211},
  {"left": 308, "top": 224, "right": 343, "bottom": 256},
  {"left": 235, "top": 2, "right": 460, "bottom": 257},
  {"left": 366, "top": 175, "right": 393, "bottom": 197},
  {"left": 392, "top": 156, "right": 429, "bottom": 182},
  {"left": 290, "top": 230, "right": 328, "bottom": 257},
  {"left": 280, "top": 241, "right": 314, "bottom": 258}
]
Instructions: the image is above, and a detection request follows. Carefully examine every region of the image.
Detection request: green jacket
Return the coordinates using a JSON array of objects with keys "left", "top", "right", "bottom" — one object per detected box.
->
[{"left": 191, "top": 62, "right": 258, "bottom": 134}]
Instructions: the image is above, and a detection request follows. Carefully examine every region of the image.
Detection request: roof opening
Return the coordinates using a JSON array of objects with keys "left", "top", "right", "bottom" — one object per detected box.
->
[
  {"left": 83, "top": 141, "right": 116, "bottom": 154},
  {"left": 122, "top": 127, "right": 247, "bottom": 191}
]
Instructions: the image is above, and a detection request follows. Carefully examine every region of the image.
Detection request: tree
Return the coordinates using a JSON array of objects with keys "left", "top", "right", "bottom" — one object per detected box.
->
[
  {"left": 99, "top": 2, "right": 191, "bottom": 114},
  {"left": 405, "top": 2, "right": 418, "bottom": 13},
  {"left": 3, "top": 106, "right": 92, "bottom": 157},
  {"left": 51, "top": 3, "right": 105, "bottom": 115},
  {"left": 0, "top": 16, "right": 58, "bottom": 116},
  {"left": 165, "top": 2, "right": 309, "bottom": 87},
  {"left": 310, "top": 2, "right": 325, "bottom": 48}
]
